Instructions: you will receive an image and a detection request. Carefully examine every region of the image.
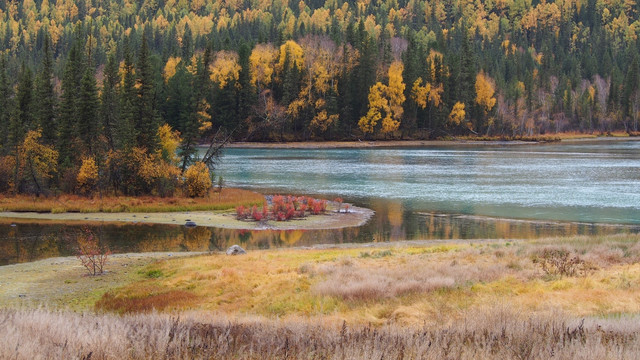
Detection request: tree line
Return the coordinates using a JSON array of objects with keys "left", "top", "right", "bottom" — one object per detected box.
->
[{"left": 1, "top": 0, "right": 640, "bottom": 195}]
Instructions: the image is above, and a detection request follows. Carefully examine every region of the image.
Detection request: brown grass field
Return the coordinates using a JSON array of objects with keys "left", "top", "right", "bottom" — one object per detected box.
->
[
  {"left": 0, "top": 188, "right": 264, "bottom": 213},
  {"left": 2, "top": 234, "right": 640, "bottom": 358},
  {"left": 2, "top": 306, "right": 639, "bottom": 359}
]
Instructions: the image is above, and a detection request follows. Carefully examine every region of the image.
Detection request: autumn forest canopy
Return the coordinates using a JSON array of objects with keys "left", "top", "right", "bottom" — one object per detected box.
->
[{"left": 0, "top": 0, "right": 640, "bottom": 196}]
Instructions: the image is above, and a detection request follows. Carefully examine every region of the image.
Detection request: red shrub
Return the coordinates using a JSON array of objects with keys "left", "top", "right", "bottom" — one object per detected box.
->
[
  {"left": 236, "top": 205, "right": 247, "bottom": 220},
  {"left": 252, "top": 205, "right": 264, "bottom": 221},
  {"left": 285, "top": 204, "right": 295, "bottom": 220}
]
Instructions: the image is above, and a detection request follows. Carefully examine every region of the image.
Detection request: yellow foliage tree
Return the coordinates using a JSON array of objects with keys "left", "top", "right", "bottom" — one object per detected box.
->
[
  {"left": 475, "top": 71, "right": 497, "bottom": 133},
  {"left": 411, "top": 77, "right": 443, "bottom": 109},
  {"left": 359, "top": 61, "right": 406, "bottom": 135},
  {"left": 475, "top": 71, "right": 497, "bottom": 113},
  {"left": 448, "top": 102, "right": 470, "bottom": 129},
  {"left": 249, "top": 43, "right": 277, "bottom": 90},
  {"left": 18, "top": 130, "right": 59, "bottom": 194},
  {"left": 157, "top": 124, "right": 182, "bottom": 165},
  {"left": 163, "top": 56, "right": 181, "bottom": 81},
  {"left": 209, "top": 51, "right": 241, "bottom": 88},
  {"left": 359, "top": 82, "right": 387, "bottom": 134},
  {"left": 184, "top": 161, "right": 211, "bottom": 197},
  {"left": 278, "top": 40, "right": 305, "bottom": 71},
  {"left": 77, "top": 157, "right": 99, "bottom": 194}
]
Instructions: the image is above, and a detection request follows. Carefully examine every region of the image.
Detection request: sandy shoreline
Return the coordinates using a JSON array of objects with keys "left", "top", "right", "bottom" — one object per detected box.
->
[{"left": 0, "top": 205, "right": 374, "bottom": 230}]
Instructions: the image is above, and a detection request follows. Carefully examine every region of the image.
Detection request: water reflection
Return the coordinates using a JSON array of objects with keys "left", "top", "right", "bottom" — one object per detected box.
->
[{"left": 2, "top": 202, "right": 639, "bottom": 265}]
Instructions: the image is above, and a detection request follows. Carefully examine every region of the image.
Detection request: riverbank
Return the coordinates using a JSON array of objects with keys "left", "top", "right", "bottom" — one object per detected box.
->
[
  {"left": 226, "top": 132, "right": 638, "bottom": 149},
  {"left": 0, "top": 204, "right": 373, "bottom": 230}
]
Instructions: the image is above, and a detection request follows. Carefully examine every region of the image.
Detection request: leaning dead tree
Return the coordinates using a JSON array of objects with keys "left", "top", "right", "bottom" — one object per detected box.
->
[{"left": 200, "top": 126, "right": 236, "bottom": 172}]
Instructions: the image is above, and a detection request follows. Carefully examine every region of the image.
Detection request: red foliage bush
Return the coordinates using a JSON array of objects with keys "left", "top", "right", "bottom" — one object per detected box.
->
[
  {"left": 236, "top": 205, "right": 247, "bottom": 219},
  {"left": 235, "top": 194, "right": 334, "bottom": 221},
  {"left": 252, "top": 205, "right": 264, "bottom": 221}
]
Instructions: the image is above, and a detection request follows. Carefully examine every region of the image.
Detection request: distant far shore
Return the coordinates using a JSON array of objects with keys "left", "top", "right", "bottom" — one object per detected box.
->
[{"left": 226, "top": 133, "right": 638, "bottom": 149}]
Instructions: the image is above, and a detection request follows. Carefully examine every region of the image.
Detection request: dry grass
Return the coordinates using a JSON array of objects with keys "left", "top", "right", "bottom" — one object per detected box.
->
[
  {"left": 0, "top": 188, "right": 264, "bottom": 213},
  {"left": 93, "top": 234, "right": 640, "bottom": 325},
  {"left": 4, "top": 234, "right": 640, "bottom": 358},
  {"left": 2, "top": 307, "right": 640, "bottom": 359}
]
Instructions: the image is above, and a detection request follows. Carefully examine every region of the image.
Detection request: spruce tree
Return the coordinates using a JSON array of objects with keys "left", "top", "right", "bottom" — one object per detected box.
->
[
  {"left": 622, "top": 54, "right": 639, "bottom": 128},
  {"left": 78, "top": 67, "right": 100, "bottom": 156},
  {"left": 136, "top": 34, "right": 159, "bottom": 152},
  {"left": 9, "top": 63, "right": 34, "bottom": 150},
  {"left": 117, "top": 41, "right": 138, "bottom": 151},
  {"left": 237, "top": 43, "right": 255, "bottom": 124},
  {"left": 0, "top": 56, "right": 12, "bottom": 155},
  {"left": 57, "top": 44, "right": 83, "bottom": 167},
  {"left": 35, "top": 35, "right": 57, "bottom": 146},
  {"left": 101, "top": 54, "right": 120, "bottom": 151}
]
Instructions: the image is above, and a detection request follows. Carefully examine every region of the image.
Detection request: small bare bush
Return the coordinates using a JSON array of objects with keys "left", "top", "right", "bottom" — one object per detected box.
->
[
  {"left": 531, "top": 247, "right": 595, "bottom": 277},
  {"left": 74, "top": 228, "right": 110, "bottom": 276}
]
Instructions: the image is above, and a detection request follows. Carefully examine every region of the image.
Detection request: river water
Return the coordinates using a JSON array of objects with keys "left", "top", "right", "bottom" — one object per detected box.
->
[{"left": 2, "top": 139, "right": 639, "bottom": 264}]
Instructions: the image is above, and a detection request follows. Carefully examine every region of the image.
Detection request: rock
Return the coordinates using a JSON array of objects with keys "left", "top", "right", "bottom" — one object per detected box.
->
[
  {"left": 226, "top": 245, "right": 247, "bottom": 255},
  {"left": 185, "top": 221, "right": 197, "bottom": 228}
]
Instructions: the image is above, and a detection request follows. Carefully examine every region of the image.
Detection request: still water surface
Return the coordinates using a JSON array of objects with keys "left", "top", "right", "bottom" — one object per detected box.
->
[{"left": 2, "top": 140, "right": 639, "bottom": 264}]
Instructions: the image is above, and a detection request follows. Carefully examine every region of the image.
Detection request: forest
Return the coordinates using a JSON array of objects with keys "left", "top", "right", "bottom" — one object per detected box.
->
[{"left": 0, "top": 0, "right": 639, "bottom": 195}]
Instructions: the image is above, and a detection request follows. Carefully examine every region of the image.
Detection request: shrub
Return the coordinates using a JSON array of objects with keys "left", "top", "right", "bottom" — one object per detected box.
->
[
  {"left": 76, "top": 157, "right": 99, "bottom": 194},
  {"left": 236, "top": 205, "right": 247, "bottom": 219},
  {"left": 532, "top": 247, "right": 596, "bottom": 277},
  {"left": 74, "top": 228, "right": 110, "bottom": 276},
  {"left": 252, "top": 205, "right": 264, "bottom": 221},
  {"left": 0, "top": 155, "right": 16, "bottom": 193},
  {"left": 184, "top": 162, "right": 212, "bottom": 197},
  {"left": 236, "top": 195, "right": 336, "bottom": 222}
]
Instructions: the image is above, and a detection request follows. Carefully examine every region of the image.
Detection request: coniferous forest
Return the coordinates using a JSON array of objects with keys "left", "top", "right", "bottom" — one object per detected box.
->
[{"left": 0, "top": 0, "right": 639, "bottom": 195}]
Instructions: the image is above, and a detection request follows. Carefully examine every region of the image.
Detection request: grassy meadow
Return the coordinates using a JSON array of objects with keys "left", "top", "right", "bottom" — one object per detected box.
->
[{"left": 2, "top": 233, "right": 640, "bottom": 358}]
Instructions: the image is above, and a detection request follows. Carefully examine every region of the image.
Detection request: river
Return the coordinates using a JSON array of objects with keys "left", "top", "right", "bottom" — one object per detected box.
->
[{"left": 1, "top": 139, "right": 639, "bottom": 264}]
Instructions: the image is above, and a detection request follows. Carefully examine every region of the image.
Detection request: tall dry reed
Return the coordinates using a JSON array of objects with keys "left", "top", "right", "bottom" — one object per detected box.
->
[{"left": 1, "top": 307, "right": 639, "bottom": 359}]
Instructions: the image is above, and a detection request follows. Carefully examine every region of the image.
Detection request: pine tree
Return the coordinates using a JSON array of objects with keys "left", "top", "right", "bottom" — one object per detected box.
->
[
  {"left": 457, "top": 31, "right": 476, "bottom": 110},
  {"left": 57, "top": 43, "right": 84, "bottom": 167},
  {"left": 78, "top": 67, "right": 100, "bottom": 156},
  {"left": 101, "top": 54, "right": 120, "bottom": 151},
  {"left": 117, "top": 41, "right": 138, "bottom": 151},
  {"left": 237, "top": 43, "right": 255, "bottom": 124},
  {"left": 35, "top": 34, "right": 57, "bottom": 146},
  {"left": 0, "top": 56, "right": 13, "bottom": 155},
  {"left": 9, "top": 63, "right": 34, "bottom": 150},
  {"left": 136, "top": 34, "right": 159, "bottom": 152},
  {"left": 622, "top": 54, "right": 639, "bottom": 128}
]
